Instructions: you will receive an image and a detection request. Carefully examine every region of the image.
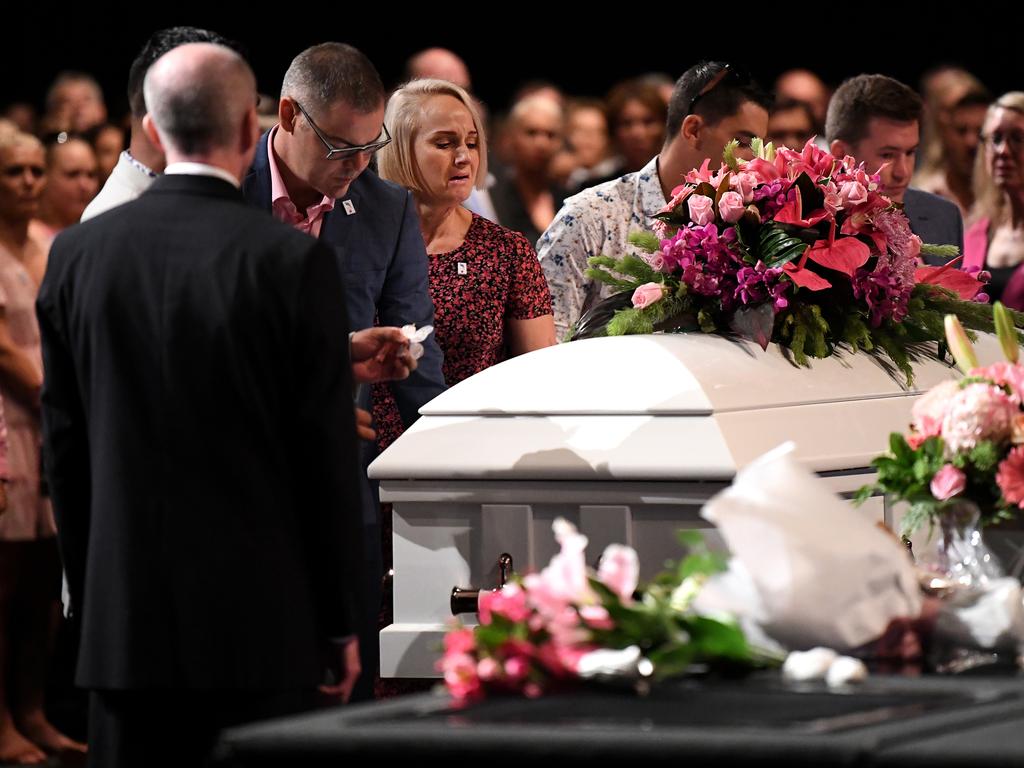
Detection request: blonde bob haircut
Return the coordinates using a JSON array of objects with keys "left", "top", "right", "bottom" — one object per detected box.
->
[
  {"left": 378, "top": 78, "right": 488, "bottom": 196},
  {"left": 971, "top": 92, "right": 1024, "bottom": 227}
]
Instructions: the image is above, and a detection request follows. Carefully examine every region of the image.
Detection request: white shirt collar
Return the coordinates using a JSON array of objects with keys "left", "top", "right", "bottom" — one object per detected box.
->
[{"left": 164, "top": 162, "right": 240, "bottom": 188}]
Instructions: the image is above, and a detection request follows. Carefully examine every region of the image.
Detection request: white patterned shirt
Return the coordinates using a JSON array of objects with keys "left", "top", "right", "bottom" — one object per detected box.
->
[{"left": 537, "top": 156, "right": 668, "bottom": 339}]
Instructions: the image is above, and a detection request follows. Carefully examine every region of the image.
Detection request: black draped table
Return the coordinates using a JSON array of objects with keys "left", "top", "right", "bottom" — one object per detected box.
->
[{"left": 214, "top": 672, "right": 1024, "bottom": 766}]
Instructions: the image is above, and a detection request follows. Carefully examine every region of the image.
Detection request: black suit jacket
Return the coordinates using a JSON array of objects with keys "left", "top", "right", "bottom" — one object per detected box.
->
[
  {"left": 904, "top": 187, "right": 965, "bottom": 265},
  {"left": 38, "top": 173, "right": 365, "bottom": 690}
]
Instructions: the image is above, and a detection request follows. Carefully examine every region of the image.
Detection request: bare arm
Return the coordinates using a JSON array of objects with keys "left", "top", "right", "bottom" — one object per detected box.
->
[
  {"left": 0, "top": 309, "right": 42, "bottom": 409},
  {"left": 506, "top": 315, "right": 556, "bottom": 357}
]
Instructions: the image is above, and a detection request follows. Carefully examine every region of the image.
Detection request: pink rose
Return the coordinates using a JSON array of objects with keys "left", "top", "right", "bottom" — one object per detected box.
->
[
  {"left": 597, "top": 544, "right": 639, "bottom": 601},
  {"left": 730, "top": 171, "right": 759, "bottom": 203},
  {"left": 631, "top": 281, "right": 664, "bottom": 309},
  {"left": 840, "top": 180, "right": 868, "bottom": 207},
  {"left": 997, "top": 446, "right": 1024, "bottom": 507},
  {"left": 688, "top": 194, "right": 715, "bottom": 226},
  {"left": 440, "top": 651, "right": 482, "bottom": 702},
  {"left": 718, "top": 191, "right": 745, "bottom": 223},
  {"left": 970, "top": 361, "right": 1024, "bottom": 403},
  {"left": 930, "top": 464, "right": 967, "bottom": 500},
  {"left": 824, "top": 192, "right": 843, "bottom": 213},
  {"left": 478, "top": 583, "right": 530, "bottom": 624},
  {"left": 643, "top": 251, "right": 668, "bottom": 272}
]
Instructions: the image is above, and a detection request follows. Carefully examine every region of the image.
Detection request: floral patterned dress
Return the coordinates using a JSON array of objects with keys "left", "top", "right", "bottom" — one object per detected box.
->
[{"left": 372, "top": 213, "right": 553, "bottom": 450}]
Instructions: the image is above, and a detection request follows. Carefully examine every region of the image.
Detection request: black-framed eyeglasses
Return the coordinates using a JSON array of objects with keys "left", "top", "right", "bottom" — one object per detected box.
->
[
  {"left": 687, "top": 64, "right": 752, "bottom": 116},
  {"left": 293, "top": 100, "right": 392, "bottom": 161}
]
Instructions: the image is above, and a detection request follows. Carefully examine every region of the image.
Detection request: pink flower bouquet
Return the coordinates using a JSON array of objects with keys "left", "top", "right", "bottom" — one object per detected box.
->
[
  {"left": 439, "top": 520, "right": 761, "bottom": 703},
  {"left": 857, "top": 303, "right": 1024, "bottom": 532},
  {"left": 578, "top": 138, "right": 1010, "bottom": 386}
]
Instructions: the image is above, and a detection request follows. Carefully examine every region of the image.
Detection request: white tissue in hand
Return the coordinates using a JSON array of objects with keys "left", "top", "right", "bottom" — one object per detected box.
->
[
  {"left": 401, "top": 324, "right": 433, "bottom": 361},
  {"left": 701, "top": 442, "right": 921, "bottom": 652},
  {"left": 825, "top": 656, "right": 868, "bottom": 687},
  {"left": 782, "top": 647, "right": 837, "bottom": 681}
]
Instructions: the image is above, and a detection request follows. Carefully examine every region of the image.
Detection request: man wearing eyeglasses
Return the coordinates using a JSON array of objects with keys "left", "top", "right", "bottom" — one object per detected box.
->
[
  {"left": 826, "top": 74, "right": 963, "bottom": 266},
  {"left": 242, "top": 42, "right": 446, "bottom": 702},
  {"left": 538, "top": 61, "right": 771, "bottom": 340}
]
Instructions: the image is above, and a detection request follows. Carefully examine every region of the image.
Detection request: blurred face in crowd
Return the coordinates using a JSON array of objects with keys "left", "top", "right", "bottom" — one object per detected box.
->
[
  {"left": 767, "top": 105, "right": 816, "bottom": 150},
  {"left": 44, "top": 138, "right": 99, "bottom": 224},
  {"left": 696, "top": 100, "right": 769, "bottom": 163},
  {"left": 286, "top": 97, "right": 386, "bottom": 199},
  {"left": 984, "top": 106, "right": 1024, "bottom": 194},
  {"left": 412, "top": 94, "right": 480, "bottom": 206},
  {"left": 843, "top": 118, "right": 919, "bottom": 203},
  {"left": 0, "top": 143, "right": 46, "bottom": 222},
  {"left": 509, "top": 102, "right": 562, "bottom": 175},
  {"left": 942, "top": 102, "right": 988, "bottom": 178},
  {"left": 51, "top": 79, "right": 107, "bottom": 133},
  {"left": 567, "top": 106, "right": 609, "bottom": 169},
  {"left": 615, "top": 99, "right": 663, "bottom": 170},
  {"left": 93, "top": 124, "right": 125, "bottom": 181}
]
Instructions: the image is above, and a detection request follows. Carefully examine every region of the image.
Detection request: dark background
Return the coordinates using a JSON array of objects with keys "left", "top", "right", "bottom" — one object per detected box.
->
[{"left": 2, "top": 4, "right": 1013, "bottom": 120}]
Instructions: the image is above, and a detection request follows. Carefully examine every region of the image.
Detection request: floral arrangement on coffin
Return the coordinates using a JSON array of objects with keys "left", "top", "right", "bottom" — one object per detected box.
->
[
  {"left": 856, "top": 303, "right": 1024, "bottom": 534},
  {"left": 577, "top": 138, "right": 1021, "bottom": 385},
  {"left": 439, "top": 519, "right": 772, "bottom": 703}
]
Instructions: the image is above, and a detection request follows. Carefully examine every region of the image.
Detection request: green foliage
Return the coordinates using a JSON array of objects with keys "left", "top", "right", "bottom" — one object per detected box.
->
[
  {"left": 758, "top": 223, "right": 808, "bottom": 267},
  {"left": 919, "top": 244, "right": 960, "bottom": 259},
  {"left": 629, "top": 231, "right": 661, "bottom": 253},
  {"left": 722, "top": 139, "right": 741, "bottom": 172}
]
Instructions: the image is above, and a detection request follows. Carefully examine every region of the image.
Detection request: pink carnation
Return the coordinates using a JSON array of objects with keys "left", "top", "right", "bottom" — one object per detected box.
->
[
  {"left": 941, "top": 382, "right": 1017, "bottom": 453},
  {"left": 930, "top": 464, "right": 967, "bottom": 500},
  {"left": 997, "top": 446, "right": 1024, "bottom": 507}
]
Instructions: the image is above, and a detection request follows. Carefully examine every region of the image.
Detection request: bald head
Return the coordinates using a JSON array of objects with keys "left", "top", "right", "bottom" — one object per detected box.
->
[
  {"left": 407, "top": 48, "right": 471, "bottom": 90},
  {"left": 144, "top": 42, "right": 256, "bottom": 156}
]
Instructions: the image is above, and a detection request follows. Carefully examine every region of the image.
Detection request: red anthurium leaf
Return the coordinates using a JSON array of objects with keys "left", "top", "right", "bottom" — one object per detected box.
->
[
  {"left": 915, "top": 265, "right": 985, "bottom": 300},
  {"left": 783, "top": 262, "right": 832, "bottom": 291},
  {"left": 805, "top": 237, "right": 870, "bottom": 276}
]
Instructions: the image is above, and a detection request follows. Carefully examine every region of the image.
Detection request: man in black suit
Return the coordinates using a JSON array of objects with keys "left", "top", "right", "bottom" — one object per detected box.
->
[{"left": 37, "top": 43, "right": 414, "bottom": 768}]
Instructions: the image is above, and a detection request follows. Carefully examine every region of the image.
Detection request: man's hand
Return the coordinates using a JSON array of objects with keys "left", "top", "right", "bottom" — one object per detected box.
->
[
  {"left": 354, "top": 407, "right": 376, "bottom": 441},
  {"left": 319, "top": 636, "right": 361, "bottom": 704},
  {"left": 351, "top": 327, "right": 418, "bottom": 384}
]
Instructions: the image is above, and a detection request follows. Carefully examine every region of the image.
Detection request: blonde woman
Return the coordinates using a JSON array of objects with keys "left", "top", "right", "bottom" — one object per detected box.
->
[
  {"left": 964, "top": 93, "right": 1024, "bottom": 307},
  {"left": 373, "top": 78, "right": 555, "bottom": 449}
]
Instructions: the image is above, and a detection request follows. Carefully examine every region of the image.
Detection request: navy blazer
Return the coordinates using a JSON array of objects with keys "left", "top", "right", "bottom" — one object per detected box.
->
[
  {"left": 904, "top": 187, "right": 964, "bottom": 265},
  {"left": 243, "top": 132, "right": 447, "bottom": 430}
]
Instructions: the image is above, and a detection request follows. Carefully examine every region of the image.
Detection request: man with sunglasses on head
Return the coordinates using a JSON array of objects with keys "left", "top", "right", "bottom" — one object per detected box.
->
[
  {"left": 538, "top": 61, "right": 771, "bottom": 340},
  {"left": 826, "top": 74, "right": 963, "bottom": 265},
  {"left": 242, "top": 42, "right": 446, "bottom": 702}
]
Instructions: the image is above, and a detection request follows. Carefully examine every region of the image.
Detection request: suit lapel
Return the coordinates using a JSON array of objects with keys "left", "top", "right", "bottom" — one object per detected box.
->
[
  {"left": 242, "top": 131, "right": 273, "bottom": 210},
  {"left": 319, "top": 186, "right": 362, "bottom": 271}
]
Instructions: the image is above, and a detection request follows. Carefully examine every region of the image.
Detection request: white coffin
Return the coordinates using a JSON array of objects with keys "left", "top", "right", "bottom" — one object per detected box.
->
[{"left": 369, "top": 333, "right": 1003, "bottom": 678}]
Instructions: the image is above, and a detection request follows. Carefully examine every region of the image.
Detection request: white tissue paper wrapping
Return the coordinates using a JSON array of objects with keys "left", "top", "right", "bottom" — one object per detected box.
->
[
  {"left": 694, "top": 442, "right": 922, "bottom": 652},
  {"left": 935, "top": 577, "right": 1024, "bottom": 653}
]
